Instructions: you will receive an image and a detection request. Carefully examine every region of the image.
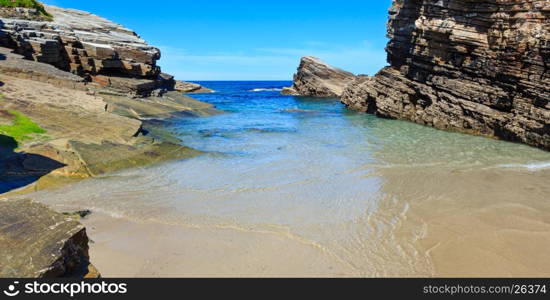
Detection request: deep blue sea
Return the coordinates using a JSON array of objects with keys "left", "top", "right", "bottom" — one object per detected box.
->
[{"left": 29, "top": 81, "right": 550, "bottom": 277}]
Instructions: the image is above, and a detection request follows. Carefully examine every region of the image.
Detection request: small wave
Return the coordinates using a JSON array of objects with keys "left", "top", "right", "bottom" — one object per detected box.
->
[
  {"left": 249, "top": 88, "right": 283, "bottom": 92},
  {"left": 499, "top": 161, "right": 550, "bottom": 171}
]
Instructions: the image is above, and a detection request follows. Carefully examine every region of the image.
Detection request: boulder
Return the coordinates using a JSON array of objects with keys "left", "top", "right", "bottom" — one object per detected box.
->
[
  {"left": 0, "top": 198, "right": 97, "bottom": 278},
  {"left": 283, "top": 56, "right": 357, "bottom": 98}
]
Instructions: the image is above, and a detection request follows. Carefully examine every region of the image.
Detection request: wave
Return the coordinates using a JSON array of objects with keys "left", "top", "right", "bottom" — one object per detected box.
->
[
  {"left": 498, "top": 161, "right": 550, "bottom": 171},
  {"left": 249, "top": 88, "right": 283, "bottom": 92}
]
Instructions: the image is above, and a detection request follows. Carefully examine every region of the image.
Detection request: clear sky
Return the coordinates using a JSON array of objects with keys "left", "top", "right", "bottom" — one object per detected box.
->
[{"left": 42, "top": 0, "right": 393, "bottom": 80}]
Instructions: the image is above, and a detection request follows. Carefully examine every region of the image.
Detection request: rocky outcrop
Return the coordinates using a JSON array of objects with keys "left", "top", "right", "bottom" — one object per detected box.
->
[
  {"left": 283, "top": 56, "right": 357, "bottom": 98},
  {"left": 0, "top": 4, "right": 169, "bottom": 96},
  {"left": 0, "top": 198, "right": 98, "bottom": 278},
  {"left": 0, "top": 2, "right": 220, "bottom": 279},
  {"left": 0, "top": 6, "right": 51, "bottom": 21},
  {"left": 0, "top": 73, "right": 204, "bottom": 184},
  {"left": 0, "top": 46, "right": 87, "bottom": 90},
  {"left": 342, "top": 0, "right": 550, "bottom": 150},
  {"left": 174, "top": 80, "right": 214, "bottom": 94}
]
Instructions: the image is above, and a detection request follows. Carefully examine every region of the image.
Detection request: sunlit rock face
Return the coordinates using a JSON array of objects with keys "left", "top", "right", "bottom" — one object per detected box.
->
[
  {"left": 342, "top": 0, "right": 549, "bottom": 150},
  {"left": 0, "top": 5, "right": 160, "bottom": 78},
  {"left": 283, "top": 56, "right": 357, "bottom": 98},
  {"left": 0, "top": 4, "right": 171, "bottom": 97}
]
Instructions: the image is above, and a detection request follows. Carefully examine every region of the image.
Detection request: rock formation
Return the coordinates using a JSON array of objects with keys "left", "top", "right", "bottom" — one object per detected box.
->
[
  {"left": 283, "top": 56, "right": 357, "bottom": 98},
  {"left": 0, "top": 3, "right": 220, "bottom": 188},
  {"left": 342, "top": 0, "right": 549, "bottom": 150},
  {"left": 0, "top": 4, "right": 173, "bottom": 97},
  {"left": 0, "top": 198, "right": 99, "bottom": 278},
  {"left": 174, "top": 80, "right": 214, "bottom": 94},
  {"left": 0, "top": 3, "right": 220, "bottom": 278}
]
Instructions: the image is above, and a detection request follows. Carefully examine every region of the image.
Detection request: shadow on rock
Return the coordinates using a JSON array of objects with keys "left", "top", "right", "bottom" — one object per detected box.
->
[{"left": 0, "top": 135, "right": 66, "bottom": 194}]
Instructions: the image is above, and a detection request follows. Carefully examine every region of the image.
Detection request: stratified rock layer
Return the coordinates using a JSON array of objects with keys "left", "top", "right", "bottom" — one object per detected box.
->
[
  {"left": 0, "top": 5, "right": 160, "bottom": 78},
  {"left": 0, "top": 198, "right": 96, "bottom": 278},
  {"left": 283, "top": 56, "right": 357, "bottom": 98},
  {"left": 342, "top": 0, "right": 549, "bottom": 150}
]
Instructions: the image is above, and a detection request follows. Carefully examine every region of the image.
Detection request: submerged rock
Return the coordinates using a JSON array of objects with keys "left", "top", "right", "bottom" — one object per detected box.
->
[
  {"left": 283, "top": 56, "right": 357, "bottom": 98},
  {"left": 341, "top": 0, "right": 550, "bottom": 151},
  {"left": 0, "top": 198, "right": 98, "bottom": 278}
]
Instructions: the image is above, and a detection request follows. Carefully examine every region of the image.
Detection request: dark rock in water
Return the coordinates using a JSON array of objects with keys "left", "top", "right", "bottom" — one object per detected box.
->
[
  {"left": 283, "top": 56, "right": 357, "bottom": 98},
  {"left": 341, "top": 0, "right": 550, "bottom": 151},
  {"left": 0, "top": 198, "right": 98, "bottom": 278},
  {"left": 63, "top": 210, "right": 92, "bottom": 219},
  {"left": 281, "top": 108, "right": 321, "bottom": 114}
]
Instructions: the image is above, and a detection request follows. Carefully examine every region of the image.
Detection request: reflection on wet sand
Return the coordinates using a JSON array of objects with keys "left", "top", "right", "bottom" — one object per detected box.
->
[{"left": 376, "top": 166, "right": 550, "bottom": 277}]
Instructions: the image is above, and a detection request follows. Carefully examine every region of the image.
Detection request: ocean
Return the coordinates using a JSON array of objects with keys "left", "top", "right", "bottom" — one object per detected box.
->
[{"left": 27, "top": 81, "right": 550, "bottom": 277}]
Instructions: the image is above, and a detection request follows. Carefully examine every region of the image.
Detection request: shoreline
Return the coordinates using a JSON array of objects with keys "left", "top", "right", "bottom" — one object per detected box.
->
[{"left": 79, "top": 211, "right": 357, "bottom": 278}]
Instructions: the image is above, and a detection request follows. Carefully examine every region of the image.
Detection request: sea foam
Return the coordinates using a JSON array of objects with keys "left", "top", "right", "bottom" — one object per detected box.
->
[
  {"left": 250, "top": 88, "right": 283, "bottom": 92},
  {"left": 499, "top": 161, "right": 550, "bottom": 171}
]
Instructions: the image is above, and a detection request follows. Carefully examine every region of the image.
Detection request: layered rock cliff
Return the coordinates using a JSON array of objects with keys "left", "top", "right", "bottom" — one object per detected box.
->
[
  {"left": 283, "top": 56, "right": 357, "bottom": 98},
  {"left": 0, "top": 3, "right": 218, "bottom": 278},
  {"left": 0, "top": 4, "right": 176, "bottom": 96},
  {"left": 342, "top": 0, "right": 549, "bottom": 150},
  {"left": 0, "top": 5, "right": 218, "bottom": 184}
]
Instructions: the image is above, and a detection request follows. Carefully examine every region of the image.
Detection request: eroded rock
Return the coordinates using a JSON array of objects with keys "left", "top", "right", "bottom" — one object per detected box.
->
[
  {"left": 283, "top": 56, "right": 357, "bottom": 98},
  {"left": 342, "top": 0, "right": 550, "bottom": 151},
  {"left": 0, "top": 198, "right": 97, "bottom": 278},
  {"left": 174, "top": 80, "right": 214, "bottom": 94}
]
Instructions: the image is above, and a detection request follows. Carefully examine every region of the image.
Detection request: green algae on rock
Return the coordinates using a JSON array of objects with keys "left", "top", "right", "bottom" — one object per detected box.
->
[{"left": 0, "top": 109, "right": 46, "bottom": 147}]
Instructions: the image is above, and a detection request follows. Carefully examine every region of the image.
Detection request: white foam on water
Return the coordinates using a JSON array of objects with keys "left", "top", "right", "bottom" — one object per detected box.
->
[{"left": 499, "top": 161, "right": 550, "bottom": 171}]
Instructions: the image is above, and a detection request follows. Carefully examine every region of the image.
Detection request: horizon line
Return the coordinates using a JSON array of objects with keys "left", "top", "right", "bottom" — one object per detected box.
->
[{"left": 184, "top": 79, "right": 293, "bottom": 82}]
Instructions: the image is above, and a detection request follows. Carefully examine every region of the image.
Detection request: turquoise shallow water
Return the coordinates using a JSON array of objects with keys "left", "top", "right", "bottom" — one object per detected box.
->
[
  {"left": 28, "top": 81, "right": 550, "bottom": 276},
  {"left": 176, "top": 81, "right": 550, "bottom": 168}
]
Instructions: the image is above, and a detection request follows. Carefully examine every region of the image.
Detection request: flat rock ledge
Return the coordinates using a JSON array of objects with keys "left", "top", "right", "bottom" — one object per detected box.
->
[
  {"left": 0, "top": 198, "right": 99, "bottom": 278},
  {"left": 282, "top": 56, "right": 357, "bottom": 98},
  {"left": 341, "top": 0, "right": 549, "bottom": 151}
]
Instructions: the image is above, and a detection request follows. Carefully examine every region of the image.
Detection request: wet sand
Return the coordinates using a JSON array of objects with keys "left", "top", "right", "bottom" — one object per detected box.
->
[
  {"left": 70, "top": 165, "right": 550, "bottom": 278},
  {"left": 23, "top": 83, "right": 550, "bottom": 277},
  {"left": 83, "top": 213, "right": 357, "bottom": 277}
]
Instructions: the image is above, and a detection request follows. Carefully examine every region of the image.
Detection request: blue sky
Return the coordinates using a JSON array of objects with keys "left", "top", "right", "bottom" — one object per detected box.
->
[{"left": 42, "top": 0, "right": 392, "bottom": 80}]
